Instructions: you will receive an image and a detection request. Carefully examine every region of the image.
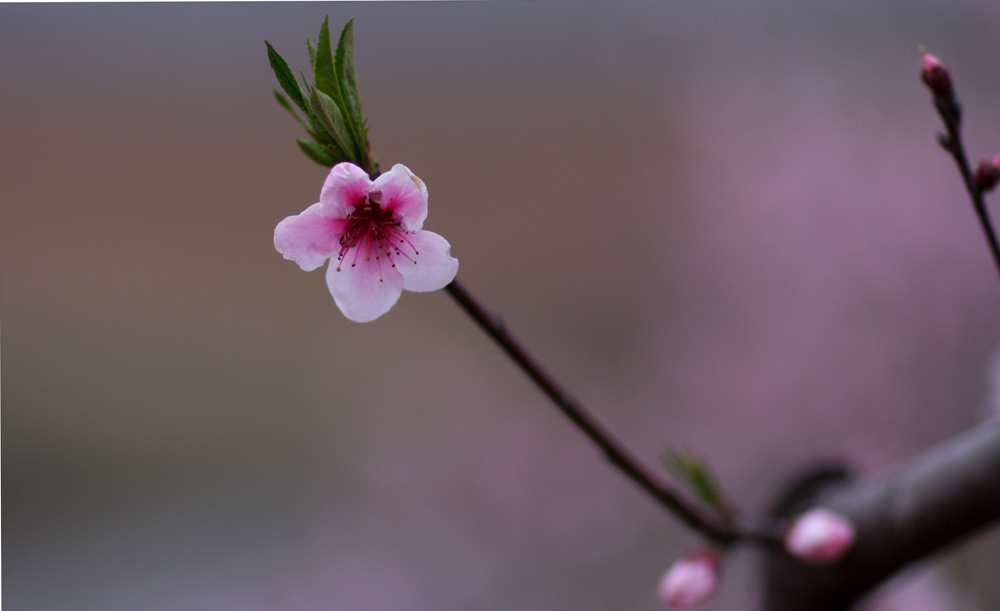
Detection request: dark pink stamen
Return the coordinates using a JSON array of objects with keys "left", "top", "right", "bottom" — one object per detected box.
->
[{"left": 335, "top": 196, "right": 416, "bottom": 279}]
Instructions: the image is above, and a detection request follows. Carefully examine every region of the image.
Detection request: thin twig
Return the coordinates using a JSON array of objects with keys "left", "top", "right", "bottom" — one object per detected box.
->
[
  {"left": 933, "top": 84, "right": 1000, "bottom": 279},
  {"left": 445, "top": 278, "right": 778, "bottom": 546}
]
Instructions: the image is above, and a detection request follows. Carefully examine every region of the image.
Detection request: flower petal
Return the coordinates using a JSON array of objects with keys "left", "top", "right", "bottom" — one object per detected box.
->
[
  {"left": 372, "top": 164, "right": 428, "bottom": 232},
  {"left": 326, "top": 254, "right": 405, "bottom": 322},
  {"left": 395, "top": 230, "right": 459, "bottom": 292},
  {"left": 319, "top": 162, "right": 372, "bottom": 219},
  {"left": 274, "top": 203, "right": 348, "bottom": 271}
]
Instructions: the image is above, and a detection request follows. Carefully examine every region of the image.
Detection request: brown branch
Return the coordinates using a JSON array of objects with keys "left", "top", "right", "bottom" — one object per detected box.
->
[
  {"left": 924, "top": 51, "right": 1000, "bottom": 279},
  {"left": 445, "top": 277, "right": 777, "bottom": 546},
  {"left": 761, "top": 418, "right": 1000, "bottom": 610},
  {"left": 939, "top": 114, "right": 1000, "bottom": 278},
  {"left": 761, "top": 55, "right": 1000, "bottom": 610}
]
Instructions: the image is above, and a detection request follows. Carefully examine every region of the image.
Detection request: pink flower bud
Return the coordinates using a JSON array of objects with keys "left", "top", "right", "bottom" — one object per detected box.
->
[
  {"left": 658, "top": 549, "right": 721, "bottom": 609},
  {"left": 920, "top": 51, "right": 953, "bottom": 99},
  {"left": 784, "top": 508, "right": 856, "bottom": 564},
  {"left": 974, "top": 154, "right": 1000, "bottom": 192}
]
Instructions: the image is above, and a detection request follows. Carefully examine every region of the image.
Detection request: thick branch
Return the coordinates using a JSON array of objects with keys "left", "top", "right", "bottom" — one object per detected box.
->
[{"left": 762, "top": 417, "right": 1000, "bottom": 610}]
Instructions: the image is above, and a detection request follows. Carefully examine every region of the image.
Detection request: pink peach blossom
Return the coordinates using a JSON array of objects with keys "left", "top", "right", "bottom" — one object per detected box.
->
[
  {"left": 784, "top": 508, "right": 856, "bottom": 564},
  {"left": 275, "top": 162, "right": 458, "bottom": 322}
]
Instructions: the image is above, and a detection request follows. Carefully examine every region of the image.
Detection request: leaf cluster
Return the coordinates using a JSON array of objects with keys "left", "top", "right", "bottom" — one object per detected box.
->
[{"left": 266, "top": 18, "right": 377, "bottom": 175}]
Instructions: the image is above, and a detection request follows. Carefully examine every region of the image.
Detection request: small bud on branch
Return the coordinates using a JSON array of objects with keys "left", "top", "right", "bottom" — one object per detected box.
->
[
  {"left": 920, "top": 50, "right": 953, "bottom": 99},
  {"left": 920, "top": 47, "right": 962, "bottom": 126},
  {"left": 974, "top": 154, "right": 1000, "bottom": 193},
  {"left": 659, "top": 549, "right": 722, "bottom": 609},
  {"left": 784, "top": 508, "right": 855, "bottom": 564}
]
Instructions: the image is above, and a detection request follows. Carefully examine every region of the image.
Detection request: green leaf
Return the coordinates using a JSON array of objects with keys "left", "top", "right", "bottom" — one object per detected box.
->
[
  {"left": 273, "top": 90, "right": 307, "bottom": 126},
  {"left": 334, "top": 19, "right": 367, "bottom": 153},
  {"left": 274, "top": 90, "right": 327, "bottom": 145},
  {"left": 266, "top": 42, "right": 308, "bottom": 113},
  {"left": 297, "top": 139, "right": 336, "bottom": 167},
  {"left": 306, "top": 36, "right": 316, "bottom": 67},
  {"left": 313, "top": 16, "right": 339, "bottom": 102},
  {"left": 308, "top": 86, "right": 357, "bottom": 162},
  {"left": 664, "top": 450, "right": 731, "bottom": 520},
  {"left": 298, "top": 70, "right": 313, "bottom": 104},
  {"left": 295, "top": 71, "right": 334, "bottom": 145}
]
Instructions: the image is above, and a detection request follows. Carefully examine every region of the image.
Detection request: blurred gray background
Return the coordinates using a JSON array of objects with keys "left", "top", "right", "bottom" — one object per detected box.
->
[{"left": 3, "top": 2, "right": 999, "bottom": 610}]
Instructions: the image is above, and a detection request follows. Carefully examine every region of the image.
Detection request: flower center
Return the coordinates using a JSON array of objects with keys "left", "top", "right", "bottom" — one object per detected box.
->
[{"left": 335, "top": 197, "right": 419, "bottom": 281}]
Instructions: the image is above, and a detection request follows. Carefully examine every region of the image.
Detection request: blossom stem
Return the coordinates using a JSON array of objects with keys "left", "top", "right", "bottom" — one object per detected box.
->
[
  {"left": 934, "top": 95, "right": 1000, "bottom": 280},
  {"left": 445, "top": 278, "right": 778, "bottom": 546}
]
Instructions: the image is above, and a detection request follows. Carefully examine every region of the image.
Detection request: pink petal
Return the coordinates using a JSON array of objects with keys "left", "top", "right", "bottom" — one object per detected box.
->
[
  {"left": 274, "top": 203, "right": 348, "bottom": 271},
  {"left": 395, "top": 230, "right": 459, "bottom": 292},
  {"left": 372, "top": 164, "right": 428, "bottom": 232},
  {"left": 325, "top": 254, "right": 405, "bottom": 322},
  {"left": 319, "top": 162, "right": 372, "bottom": 219}
]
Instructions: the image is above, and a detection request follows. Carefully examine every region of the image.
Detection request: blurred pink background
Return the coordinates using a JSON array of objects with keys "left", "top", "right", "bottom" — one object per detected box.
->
[{"left": 3, "top": 3, "right": 999, "bottom": 610}]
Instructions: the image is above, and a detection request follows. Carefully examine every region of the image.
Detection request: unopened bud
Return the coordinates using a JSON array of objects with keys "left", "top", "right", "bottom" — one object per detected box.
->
[
  {"left": 784, "top": 508, "right": 856, "bottom": 564},
  {"left": 974, "top": 154, "right": 1000, "bottom": 192},
  {"left": 920, "top": 51, "right": 953, "bottom": 99},
  {"left": 658, "top": 549, "right": 721, "bottom": 609}
]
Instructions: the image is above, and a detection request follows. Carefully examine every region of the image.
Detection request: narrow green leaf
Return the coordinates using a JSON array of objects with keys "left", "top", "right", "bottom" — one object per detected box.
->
[
  {"left": 308, "top": 86, "right": 357, "bottom": 162},
  {"left": 334, "top": 19, "right": 367, "bottom": 153},
  {"left": 275, "top": 89, "right": 328, "bottom": 145},
  {"left": 313, "top": 16, "right": 340, "bottom": 102},
  {"left": 279, "top": 93, "right": 333, "bottom": 148},
  {"left": 274, "top": 89, "right": 293, "bottom": 111},
  {"left": 297, "top": 139, "right": 336, "bottom": 167},
  {"left": 306, "top": 36, "right": 316, "bottom": 67},
  {"left": 266, "top": 42, "right": 308, "bottom": 113},
  {"left": 299, "top": 70, "right": 313, "bottom": 103},
  {"left": 273, "top": 90, "right": 307, "bottom": 126},
  {"left": 664, "top": 450, "right": 729, "bottom": 519},
  {"left": 296, "top": 74, "right": 334, "bottom": 146}
]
